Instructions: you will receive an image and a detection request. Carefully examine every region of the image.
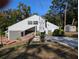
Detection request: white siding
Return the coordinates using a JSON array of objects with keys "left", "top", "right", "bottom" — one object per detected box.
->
[
  {"left": 8, "top": 31, "right": 21, "bottom": 40},
  {"left": 46, "top": 22, "right": 59, "bottom": 34},
  {"left": 8, "top": 15, "right": 45, "bottom": 31},
  {"left": 7, "top": 15, "right": 59, "bottom": 39}
]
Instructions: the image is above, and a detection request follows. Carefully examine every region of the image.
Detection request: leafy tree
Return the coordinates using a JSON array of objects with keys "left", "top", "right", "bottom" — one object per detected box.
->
[
  {"left": 0, "top": 2, "right": 31, "bottom": 31},
  {"left": 45, "top": 0, "right": 78, "bottom": 28},
  {"left": 44, "top": 11, "right": 63, "bottom": 28},
  {"left": 18, "top": 2, "right": 31, "bottom": 20},
  {"left": 0, "top": 2, "right": 31, "bottom": 47}
]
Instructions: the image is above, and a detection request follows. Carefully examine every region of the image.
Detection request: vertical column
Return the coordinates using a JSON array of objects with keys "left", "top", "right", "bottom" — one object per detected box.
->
[
  {"left": 35, "top": 26, "right": 37, "bottom": 36},
  {"left": 8, "top": 30, "right": 10, "bottom": 40},
  {"left": 23, "top": 31, "right": 25, "bottom": 36}
]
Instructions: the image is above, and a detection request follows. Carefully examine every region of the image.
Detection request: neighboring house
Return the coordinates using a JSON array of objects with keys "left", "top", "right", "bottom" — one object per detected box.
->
[
  {"left": 7, "top": 15, "right": 59, "bottom": 40},
  {"left": 64, "top": 25, "right": 77, "bottom": 32}
]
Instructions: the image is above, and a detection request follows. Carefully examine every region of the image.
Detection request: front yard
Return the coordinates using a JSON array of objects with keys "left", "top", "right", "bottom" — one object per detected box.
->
[{"left": 0, "top": 41, "right": 78, "bottom": 59}]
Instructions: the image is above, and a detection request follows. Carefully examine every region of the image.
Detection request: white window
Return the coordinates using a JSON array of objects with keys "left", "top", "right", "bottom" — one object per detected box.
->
[
  {"left": 33, "top": 21, "right": 38, "bottom": 25},
  {"left": 28, "top": 21, "right": 32, "bottom": 25}
]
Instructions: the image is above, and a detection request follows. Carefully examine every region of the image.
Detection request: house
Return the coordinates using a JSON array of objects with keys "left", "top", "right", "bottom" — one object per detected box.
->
[{"left": 7, "top": 15, "right": 59, "bottom": 40}]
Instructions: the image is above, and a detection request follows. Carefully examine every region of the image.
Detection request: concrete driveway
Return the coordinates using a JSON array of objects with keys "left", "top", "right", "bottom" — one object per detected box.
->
[{"left": 45, "top": 36, "right": 78, "bottom": 48}]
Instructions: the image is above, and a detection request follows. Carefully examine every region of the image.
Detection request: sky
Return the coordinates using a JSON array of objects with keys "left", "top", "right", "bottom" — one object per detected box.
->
[{"left": 5, "top": 0, "right": 52, "bottom": 15}]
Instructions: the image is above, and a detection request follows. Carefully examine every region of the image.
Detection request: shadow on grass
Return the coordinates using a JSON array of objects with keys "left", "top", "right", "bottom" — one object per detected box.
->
[
  {"left": 0, "top": 43, "right": 78, "bottom": 59},
  {"left": 14, "top": 52, "right": 42, "bottom": 59},
  {"left": 41, "top": 45, "right": 78, "bottom": 59},
  {"left": 0, "top": 47, "right": 16, "bottom": 59},
  {"left": 13, "top": 44, "right": 42, "bottom": 59}
]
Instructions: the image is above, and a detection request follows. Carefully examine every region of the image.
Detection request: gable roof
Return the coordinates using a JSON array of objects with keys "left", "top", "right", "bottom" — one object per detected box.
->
[
  {"left": 8, "top": 15, "right": 44, "bottom": 31},
  {"left": 47, "top": 22, "right": 59, "bottom": 32},
  {"left": 8, "top": 15, "right": 59, "bottom": 31}
]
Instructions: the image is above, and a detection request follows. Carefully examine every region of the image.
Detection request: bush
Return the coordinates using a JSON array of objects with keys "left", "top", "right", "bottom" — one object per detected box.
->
[
  {"left": 17, "top": 37, "right": 21, "bottom": 40},
  {"left": 36, "top": 32, "right": 41, "bottom": 36},
  {"left": 48, "top": 30, "right": 52, "bottom": 35},
  {"left": 53, "top": 29, "right": 64, "bottom": 36},
  {"left": 40, "top": 32, "right": 45, "bottom": 42}
]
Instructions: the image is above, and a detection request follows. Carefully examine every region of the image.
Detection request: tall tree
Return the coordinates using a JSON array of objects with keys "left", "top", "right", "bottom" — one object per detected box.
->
[
  {"left": 18, "top": 2, "right": 31, "bottom": 20},
  {"left": 45, "top": 0, "right": 78, "bottom": 28},
  {"left": 0, "top": 2, "right": 31, "bottom": 32}
]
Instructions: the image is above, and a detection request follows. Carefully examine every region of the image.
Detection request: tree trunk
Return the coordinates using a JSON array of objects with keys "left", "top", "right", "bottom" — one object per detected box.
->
[
  {"left": 72, "top": 18, "right": 75, "bottom": 25},
  {"left": 64, "top": 7, "right": 67, "bottom": 27},
  {"left": 64, "top": 3, "right": 67, "bottom": 31},
  {"left": 0, "top": 35, "right": 3, "bottom": 47}
]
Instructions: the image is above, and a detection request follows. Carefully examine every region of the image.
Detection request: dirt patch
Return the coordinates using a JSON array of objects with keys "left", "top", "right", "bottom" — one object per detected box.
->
[{"left": 64, "top": 32, "right": 78, "bottom": 38}]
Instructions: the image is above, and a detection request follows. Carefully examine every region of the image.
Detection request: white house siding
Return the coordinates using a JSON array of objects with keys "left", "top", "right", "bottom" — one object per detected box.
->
[
  {"left": 46, "top": 22, "right": 59, "bottom": 34},
  {"left": 39, "top": 18, "right": 46, "bottom": 32},
  {"left": 8, "top": 15, "right": 45, "bottom": 32},
  {"left": 8, "top": 31, "right": 21, "bottom": 40},
  {"left": 7, "top": 15, "right": 59, "bottom": 40}
]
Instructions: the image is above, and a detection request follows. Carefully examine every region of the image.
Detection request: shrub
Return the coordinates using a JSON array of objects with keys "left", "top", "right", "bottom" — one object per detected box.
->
[
  {"left": 36, "top": 32, "right": 41, "bottom": 36},
  {"left": 40, "top": 32, "right": 45, "bottom": 42},
  {"left": 17, "top": 37, "right": 21, "bottom": 40},
  {"left": 48, "top": 30, "right": 52, "bottom": 35},
  {"left": 53, "top": 29, "right": 64, "bottom": 36}
]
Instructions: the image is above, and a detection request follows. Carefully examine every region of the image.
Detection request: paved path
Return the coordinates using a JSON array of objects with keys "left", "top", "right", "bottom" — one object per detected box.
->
[{"left": 45, "top": 36, "right": 78, "bottom": 48}]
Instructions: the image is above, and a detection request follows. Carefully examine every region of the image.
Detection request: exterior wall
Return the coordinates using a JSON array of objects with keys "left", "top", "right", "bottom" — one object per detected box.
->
[
  {"left": 70, "top": 26, "right": 76, "bottom": 32},
  {"left": 38, "top": 18, "right": 45, "bottom": 32},
  {"left": 64, "top": 25, "right": 76, "bottom": 32},
  {"left": 45, "top": 22, "right": 59, "bottom": 34},
  {"left": 8, "top": 31, "right": 21, "bottom": 40},
  {"left": 27, "top": 17, "right": 46, "bottom": 32},
  {"left": 7, "top": 15, "right": 60, "bottom": 40}
]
